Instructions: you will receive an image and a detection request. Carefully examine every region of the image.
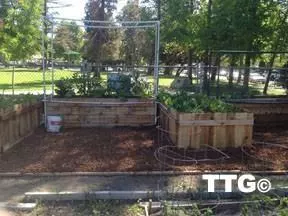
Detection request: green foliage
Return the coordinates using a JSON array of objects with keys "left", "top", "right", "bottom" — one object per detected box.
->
[
  {"left": 78, "top": 200, "right": 144, "bottom": 216},
  {"left": 0, "top": 0, "right": 42, "bottom": 61},
  {"left": 241, "top": 195, "right": 288, "bottom": 216},
  {"left": 55, "top": 72, "right": 152, "bottom": 98},
  {"left": 163, "top": 202, "right": 213, "bottom": 216},
  {"left": 55, "top": 79, "right": 75, "bottom": 98},
  {"left": 72, "top": 72, "right": 105, "bottom": 97},
  {"left": 117, "top": 1, "right": 152, "bottom": 66},
  {"left": 0, "top": 94, "right": 39, "bottom": 109},
  {"left": 53, "top": 21, "right": 84, "bottom": 61},
  {"left": 84, "top": 0, "right": 118, "bottom": 62},
  {"left": 107, "top": 73, "right": 152, "bottom": 98},
  {"left": 158, "top": 90, "right": 240, "bottom": 113},
  {"left": 131, "top": 73, "right": 153, "bottom": 97}
]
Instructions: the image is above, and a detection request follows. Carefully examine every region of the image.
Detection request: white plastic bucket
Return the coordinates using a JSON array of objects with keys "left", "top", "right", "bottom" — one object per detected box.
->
[{"left": 47, "top": 115, "right": 63, "bottom": 133}]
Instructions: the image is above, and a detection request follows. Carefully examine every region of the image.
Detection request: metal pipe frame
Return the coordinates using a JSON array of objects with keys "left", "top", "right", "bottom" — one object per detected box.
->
[
  {"left": 52, "top": 17, "right": 160, "bottom": 25},
  {"left": 62, "top": 24, "right": 157, "bottom": 29},
  {"left": 42, "top": 16, "right": 160, "bottom": 127},
  {"left": 41, "top": 20, "right": 47, "bottom": 128}
]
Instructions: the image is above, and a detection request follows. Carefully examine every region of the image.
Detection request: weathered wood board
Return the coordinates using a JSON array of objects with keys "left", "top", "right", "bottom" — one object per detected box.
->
[
  {"left": 46, "top": 98, "right": 155, "bottom": 127},
  {"left": 0, "top": 102, "right": 43, "bottom": 153},
  {"left": 159, "top": 104, "right": 254, "bottom": 149}
]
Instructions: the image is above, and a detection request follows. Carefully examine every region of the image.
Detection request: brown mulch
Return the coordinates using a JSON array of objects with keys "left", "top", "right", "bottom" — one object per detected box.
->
[
  {"left": 0, "top": 127, "right": 287, "bottom": 172},
  {"left": 0, "top": 127, "right": 159, "bottom": 172}
]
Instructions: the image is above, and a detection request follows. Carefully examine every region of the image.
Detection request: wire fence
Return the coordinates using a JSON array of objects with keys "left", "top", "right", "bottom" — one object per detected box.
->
[{"left": 0, "top": 65, "right": 286, "bottom": 97}]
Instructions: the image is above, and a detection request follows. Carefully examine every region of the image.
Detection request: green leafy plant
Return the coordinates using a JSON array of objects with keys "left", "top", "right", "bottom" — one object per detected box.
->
[
  {"left": 241, "top": 195, "right": 288, "bottom": 216},
  {"left": 72, "top": 72, "right": 105, "bottom": 97},
  {"left": 158, "top": 90, "right": 240, "bottom": 113},
  {"left": 55, "top": 78, "right": 75, "bottom": 98},
  {"left": 131, "top": 75, "right": 153, "bottom": 98},
  {"left": 163, "top": 202, "right": 213, "bottom": 216},
  {"left": 0, "top": 94, "right": 39, "bottom": 109}
]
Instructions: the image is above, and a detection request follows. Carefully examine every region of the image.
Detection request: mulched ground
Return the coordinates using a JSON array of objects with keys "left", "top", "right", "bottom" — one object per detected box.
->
[{"left": 0, "top": 126, "right": 287, "bottom": 172}]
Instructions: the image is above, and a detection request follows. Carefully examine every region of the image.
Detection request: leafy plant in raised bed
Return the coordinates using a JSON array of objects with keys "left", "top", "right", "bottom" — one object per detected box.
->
[
  {"left": 72, "top": 72, "right": 106, "bottom": 97},
  {"left": 55, "top": 71, "right": 153, "bottom": 99},
  {"left": 158, "top": 90, "right": 240, "bottom": 113},
  {"left": 131, "top": 73, "right": 153, "bottom": 98},
  {"left": 55, "top": 78, "right": 75, "bottom": 97},
  {"left": 0, "top": 94, "right": 39, "bottom": 109}
]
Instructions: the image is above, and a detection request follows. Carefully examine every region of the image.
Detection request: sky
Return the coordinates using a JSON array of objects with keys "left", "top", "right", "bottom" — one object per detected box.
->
[{"left": 53, "top": 0, "right": 128, "bottom": 20}]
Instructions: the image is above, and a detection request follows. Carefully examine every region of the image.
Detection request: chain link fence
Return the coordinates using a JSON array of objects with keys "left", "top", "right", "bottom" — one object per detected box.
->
[
  {"left": 0, "top": 64, "right": 286, "bottom": 97},
  {"left": 0, "top": 65, "right": 75, "bottom": 95}
]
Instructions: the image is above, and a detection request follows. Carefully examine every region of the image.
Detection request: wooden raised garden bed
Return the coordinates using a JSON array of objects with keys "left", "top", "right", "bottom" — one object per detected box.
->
[
  {"left": 0, "top": 102, "right": 43, "bottom": 153},
  {"left": 46, "top": 98, "right": 155, "bottom": 128},
  {"left": 159, "top": 104, "right": 254, "bottom": 149},
  {"left": 229, "top": 98, "right": 288, "bottom": 126}
]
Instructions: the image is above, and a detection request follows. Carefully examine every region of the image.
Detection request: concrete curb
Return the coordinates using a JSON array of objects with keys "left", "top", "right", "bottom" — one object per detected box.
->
[
  {"left": 0, "top": 170, "right": 287, "bottom": 177},
  {"left": 25, "top": 191, "right": 165, "bottom": 201},
  {"left": 24, "top": 187, "right": 288, "bottom": 201},
  {"left": 0, "top": 202, "right": 36, "bottom": 211}
]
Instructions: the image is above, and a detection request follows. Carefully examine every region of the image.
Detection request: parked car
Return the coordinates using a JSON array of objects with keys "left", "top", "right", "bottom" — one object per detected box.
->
[{"left": 249, "top": 72, "right": 266, "bottom": 83}]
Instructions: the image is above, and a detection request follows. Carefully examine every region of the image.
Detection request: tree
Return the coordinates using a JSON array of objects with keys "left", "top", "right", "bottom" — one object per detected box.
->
[
  {"left": 54, "top": 21, "right": 84, "bottom": 62},
  {"left": 0, "top": 0, "right": 42, "bottom": 62},
  {"left": 262, "top": 1, "right": 288, "bottom": 94},
  {"left": 83, "top": 0, "right": 117, "bottom": 66},
  {"left": 160, "top": 0, "right": 205, "bottom": 76},
  {"left": 118, "top": 0, "right": 153, "bottom": 67}
]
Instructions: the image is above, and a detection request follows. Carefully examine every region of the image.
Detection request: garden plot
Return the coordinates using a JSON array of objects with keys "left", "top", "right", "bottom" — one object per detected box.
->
[{"left": 0, "top": 126, "right": 287, "bottom": 172}]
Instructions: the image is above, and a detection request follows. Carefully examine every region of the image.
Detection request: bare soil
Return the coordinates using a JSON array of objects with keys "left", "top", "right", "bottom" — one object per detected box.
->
[{"left": 0, "top": 127, "right": 287, "bottom": 172}]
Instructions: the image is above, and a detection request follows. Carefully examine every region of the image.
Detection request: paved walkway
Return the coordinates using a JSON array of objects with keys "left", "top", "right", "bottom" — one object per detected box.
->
[{"left": 0, "top": 174, "right": 287, "bottom": 202}]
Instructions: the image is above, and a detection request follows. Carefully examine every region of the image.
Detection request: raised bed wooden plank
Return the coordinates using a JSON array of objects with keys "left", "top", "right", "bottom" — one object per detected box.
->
[
  {"left": 46, "top": 98, "right": 156, "bottom": 128},
  {"left": 159, "top": 104, "right": 254, "bottom": 149},
  {"left": 0, "top": 102, "right": 43, "bottom": 153}
]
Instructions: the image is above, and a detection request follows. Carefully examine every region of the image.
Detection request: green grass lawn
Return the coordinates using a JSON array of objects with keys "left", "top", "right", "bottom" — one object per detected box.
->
[
  {"left": 0, "top": 68, "right": 285, "bottom": 96},
  {"left": 0, "top": 68, "right": 74, "bottom": 94},
  {"left": 0, "top": 68, "right": 174, "bottom": 94}
]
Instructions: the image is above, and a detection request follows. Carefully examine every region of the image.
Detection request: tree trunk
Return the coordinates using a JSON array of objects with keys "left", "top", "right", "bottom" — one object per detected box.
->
[
  {"left": 211, "top": 55, "right": 220, "bottom": 81},
  {"left": 147, "top": 41, "right": 155, "bottom": 75},
  {"left": 228, "top": 56, "right": 236, "bottom": 88},
  {"left": 263, "top": 10, "right": 288, "bottom": 94},
  {"left": 188, "top": 48, "right": 193, "bottom": 81},
  {"left": 202, "top": 53, "right": 209, "bottom": 93},
  {"left": 175, "top": 66, "right": 184, "bottom": 77},
  {"left": 237, "top": 55, "right": 244, "bottom": 83},
  {"left": 263, "top": 54, "right": 276, "bottom": 95},
  {"left": 243, "top": 54, "right": 251, "bottom": 90},
  {"left": 202, "top": 0, "right": 212, "bottom": 94},
  {"left": 164, "top": 66, "right": 173, "bottom": 76}
]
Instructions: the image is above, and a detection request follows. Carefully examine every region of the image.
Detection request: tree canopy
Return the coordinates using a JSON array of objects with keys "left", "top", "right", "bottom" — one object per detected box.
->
[
  {"left": 53, "top": 21, "right": 84, "bottom": 62},
  {"left": 0, "top": 0, "right": 42, "bottom": 62},
  {"left": 0, "top": 0, "right": 288, "bottom": 94}
]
